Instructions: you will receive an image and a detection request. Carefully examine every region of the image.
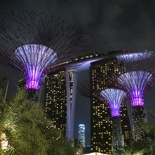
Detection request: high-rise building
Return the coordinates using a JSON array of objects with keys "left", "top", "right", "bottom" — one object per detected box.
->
[
  {"left": 44, "top": 69, "right": 77, "bottom": 139},
  {"left": 90, "top": 58, "right": 131, "bottom": 154},
  {"left": 44, "top": 53, "right": 107, "bottom": 139},
  {"left": 78, "top": 124, "right": 86, "bottom": 147},
  {"left": 44, "top": 53, "right": 132, "bottom": 154},
  {"left": 45, "top": 70, "right": 67, "bottom": 135}
]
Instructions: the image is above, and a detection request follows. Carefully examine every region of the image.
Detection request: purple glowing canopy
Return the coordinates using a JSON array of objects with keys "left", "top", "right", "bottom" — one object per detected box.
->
[
  {"left": 13, "top": 44, "right": 57, "bottom": 90},
  {"left": 100, "top": 88, "right": 126, "bottom": 117},
  {"left": 0, "top": 12, "right": 97, "bottom": 90},
  {"left": 117, "top": 71, "right": 152, "bottom": 107},
  {"left": 116, "top": 50, "right": 154, "bottom": 63}
]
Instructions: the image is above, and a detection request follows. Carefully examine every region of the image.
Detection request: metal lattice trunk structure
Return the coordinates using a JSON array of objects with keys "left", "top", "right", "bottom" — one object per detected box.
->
[
  {"left": 0, "top": 11, "right": 95, "bottom": 90},
  {"left": 100, "top": 88, "right": 126, "bottom": 155},
  {"left": 111, "top": 117, "right": 125, "bottom": 155}
]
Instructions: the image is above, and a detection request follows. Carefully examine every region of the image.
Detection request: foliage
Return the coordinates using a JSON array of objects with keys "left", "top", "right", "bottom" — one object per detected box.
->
[
  {"left": 72, "top": 139, "right": 83, "bottom": 155},
  {"left": 0, "top": 86, "right": 75, "bottom": 155},
  {"left": 125, "top": 111, "right": 155, "bottom": 155}
]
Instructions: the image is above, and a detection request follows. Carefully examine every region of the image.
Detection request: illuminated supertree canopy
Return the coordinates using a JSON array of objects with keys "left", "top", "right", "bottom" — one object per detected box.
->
[
  {"left": 113, "top": 50, "right": 154, "bottom": 63},
  {"left": 117, "top": 71, "right": 152, "bottom": 107},
  {"left": 14, "top": 44, "right": 57, "bottom": 89},
  {"left": 100, "top": 88, "right": 126, "bottom": 117},
  {"left": 0, "top": 11, "right": 95, "bottom": 90}
]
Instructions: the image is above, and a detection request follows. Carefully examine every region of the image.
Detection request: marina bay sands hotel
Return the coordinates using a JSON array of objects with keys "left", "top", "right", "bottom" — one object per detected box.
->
[{"left": 44, "top": 51, "right": 143, "bottom": 154}]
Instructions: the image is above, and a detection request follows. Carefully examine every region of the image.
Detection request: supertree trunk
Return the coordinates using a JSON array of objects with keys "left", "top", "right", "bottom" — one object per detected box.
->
[
  {"left": 27, "top": 89, "right": 39, "bottom": 102},
  {"left": 132, "top": 106, "right": 145, "bottom": 140},
  {"left": 112, "top": 117, "right": 125, "bottom": 155}
]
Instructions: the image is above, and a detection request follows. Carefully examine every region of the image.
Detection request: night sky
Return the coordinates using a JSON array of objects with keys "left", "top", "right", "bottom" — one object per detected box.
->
[{"left": 0, "top": 0, "right": 155, "bottom": 145}]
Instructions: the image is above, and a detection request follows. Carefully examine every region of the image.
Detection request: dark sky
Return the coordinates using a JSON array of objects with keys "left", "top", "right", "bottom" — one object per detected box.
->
[
  {"left": 1, "top": 0, "right": 155, "bottom": 52},
  {"left": 1, "top": 0, "right": 155, "bottom": 145}
]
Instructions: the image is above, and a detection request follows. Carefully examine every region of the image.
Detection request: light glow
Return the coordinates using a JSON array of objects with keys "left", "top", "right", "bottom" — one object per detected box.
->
[
  {"left": 14, "top": 44, "right": 57, "bottom": 90},
  {"left": 116, "top": 51, "right": 153, "bottom": 63},
  {"left": 76, "top": 58, "right": 102, "bottom": 71},
  {"left": 0, "top": 133, "right": 8, "bottom": 151},
  {"left": 117, "top": 71, "right": 152, "bottom": 106},
  {"left": 100, "top": 88, "right": 126, "bottom": 117}
]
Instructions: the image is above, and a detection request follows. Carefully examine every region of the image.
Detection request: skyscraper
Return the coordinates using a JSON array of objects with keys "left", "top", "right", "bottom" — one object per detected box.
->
[
  {"left": 90, "top": 58, "right": 131, "bottom": 154},
  {"left": 78, "top": 124, "right": 86, "bottom": 147},
  {"left": 44, "top": 53, "right": 132, "bottom": 154},
  {"left": 45, "top": 68, "right": 78, "bottom": 139},
  {"left": 44, "top": 53, "right": 107, "bottom": 139},
  {"left": 45, "top": 70, "right": 67, "bottom": 135}
]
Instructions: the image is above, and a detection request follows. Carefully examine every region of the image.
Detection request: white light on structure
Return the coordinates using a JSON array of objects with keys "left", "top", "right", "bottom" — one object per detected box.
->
[
  {"left": 100, "top": 88, "right": 126, "bottom": 117},
  {"left": 14, "top": 44, "right": 57, "bottom": 90},
  {"left": 116, "top": 51, "right": 154, "bottom": 63},
  {"left": 0, "top": 133, "right": 8, "bottom": 151},
  {"left": 117, "top": 71, "right": 152, "bottom": 107},
  {"left": 78, "top": 124, "right": 86, "bottom": 147}
]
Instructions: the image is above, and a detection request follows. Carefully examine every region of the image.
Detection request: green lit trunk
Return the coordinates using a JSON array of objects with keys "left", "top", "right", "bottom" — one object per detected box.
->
[
  {"left": 132, "top": 106, "right": 145, "bottom": 140},
  {"left": 112, "top": 117, "right": 125, "bottom": 155}
]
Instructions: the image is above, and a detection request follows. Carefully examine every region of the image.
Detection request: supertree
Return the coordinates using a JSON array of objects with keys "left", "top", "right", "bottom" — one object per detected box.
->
[
  {"left": 0, "top": 11, "right": 95, "bottom": 91},
  {"left": 0, "top": 11, "right": 96, "bottom": 140},
  {"left": 100, "top": 88, "right": 126, "bottom": 155},
  {"left": 117, "top": 51, "right": 155, "bottom": 140},
  {"left": 78, "top": 79, "right": 127, "bottom": 154}
]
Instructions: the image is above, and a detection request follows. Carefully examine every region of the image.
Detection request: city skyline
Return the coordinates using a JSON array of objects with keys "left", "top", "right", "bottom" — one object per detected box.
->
[
  {"left": 0, "top": 51, "right": 155, "bottom": 142},
  {"left": 0, "top": 1, "right": 155, "bottom": 154},
  {"left": 43, "top": 50, "right": 151, "bottom": 153}
]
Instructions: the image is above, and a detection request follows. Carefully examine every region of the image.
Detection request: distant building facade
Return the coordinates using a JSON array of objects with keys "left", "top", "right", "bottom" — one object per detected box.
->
[
  {"left": 45, "top": 70, "right": 67, "bottom": 135},
  {"left": 44, "top": 53, "right": 132, "bottom": 154},
  {"left": 78, "top": 124, "right": 86, "bottom": 147},
  {"left": 44, "top": 53, "right": 106, "bottom": 139}
]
